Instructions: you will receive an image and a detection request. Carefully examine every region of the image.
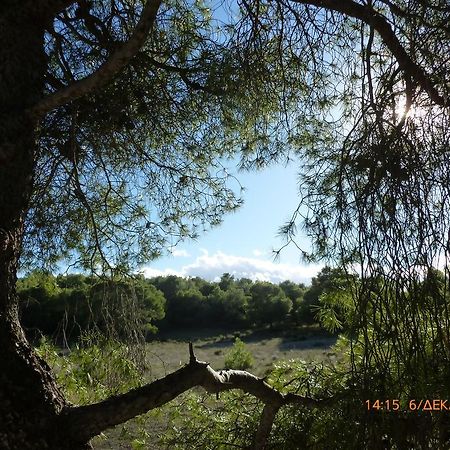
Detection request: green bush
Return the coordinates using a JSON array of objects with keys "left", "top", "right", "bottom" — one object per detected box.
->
[
  {"left": 36, "top": 334, "right": 144, "bottom": 405},
  {"left": 224, "top": 337, "right": 254, "bottom": 370}
]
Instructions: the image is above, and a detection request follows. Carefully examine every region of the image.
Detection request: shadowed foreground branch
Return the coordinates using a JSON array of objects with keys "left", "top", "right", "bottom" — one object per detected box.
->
[
  {"left": 29, "top": 0, "right": 162, "bottom": 119},
  {"left": 63, "top": 343, "right": 326, "bottom": 449}
]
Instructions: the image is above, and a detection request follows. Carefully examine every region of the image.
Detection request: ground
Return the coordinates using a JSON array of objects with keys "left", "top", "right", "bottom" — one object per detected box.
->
[{"left": 91, "top": 326, "right": 336, "bottom": 449}]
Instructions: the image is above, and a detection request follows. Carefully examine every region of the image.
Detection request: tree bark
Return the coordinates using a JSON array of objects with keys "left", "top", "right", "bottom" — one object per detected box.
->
[
  {"left": 0, "top": 7, "right": 87, "bottom": 450},
  {"left": 0, "top": 3, "right": 164, "bottom": 447}
]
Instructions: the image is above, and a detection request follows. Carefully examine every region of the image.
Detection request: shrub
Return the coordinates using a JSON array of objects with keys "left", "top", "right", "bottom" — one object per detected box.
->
[
  {"left": 36, "top": 334, "right": 144, "bottom": 404},
  {"left": 224, "top": 337, "right": 254, "bottom": 370}
]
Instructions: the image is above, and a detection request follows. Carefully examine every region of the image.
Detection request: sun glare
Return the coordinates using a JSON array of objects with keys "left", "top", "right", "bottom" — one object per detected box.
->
[
  {"left": 394, "top": 94, "right": 427, "bottom": 122},
  {"left": 394, "top": 95, "right": 410, "bottom": 120}
]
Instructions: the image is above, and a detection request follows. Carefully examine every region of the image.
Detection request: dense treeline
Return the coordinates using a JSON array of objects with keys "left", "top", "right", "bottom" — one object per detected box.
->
[{"left": 17, "top": 267, "right": 347, "bottom": 342}]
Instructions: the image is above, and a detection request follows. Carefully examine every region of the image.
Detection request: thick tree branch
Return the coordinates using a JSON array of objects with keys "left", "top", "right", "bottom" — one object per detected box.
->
[
  {"left": 64, "top": 358, "right": 207, "bottom": 443},
  {"left": 62, "top": 344, "right": 326, "bottom": 447},
  {"left": 29, "top": 0, "right": 162, "bottom": 119},
  {"left": 254, "top": 404, "right": 280, "bottom": 450},
  {"left": 290, "top": 0, "right": 448, "bottom": 107}
]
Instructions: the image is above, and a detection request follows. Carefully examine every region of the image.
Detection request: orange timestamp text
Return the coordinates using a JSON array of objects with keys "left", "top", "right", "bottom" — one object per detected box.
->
[{"left": 365, "top": 399, "right": 450, "bottom": 411}]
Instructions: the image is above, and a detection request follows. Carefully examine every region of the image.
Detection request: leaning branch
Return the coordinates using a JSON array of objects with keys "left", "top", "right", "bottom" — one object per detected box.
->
[
  {"left": 29, "top": 0, "right": 162, "bottom": 119},
  {"left": 62, "top": 343, "right": 326, "bottom": 448},
  {"left": 290, "top": 0, "right": 448, "bottom": 107}
]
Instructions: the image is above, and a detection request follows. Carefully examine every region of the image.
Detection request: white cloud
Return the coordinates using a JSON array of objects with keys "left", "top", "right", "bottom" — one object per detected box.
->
[
  {"left": 171, "top": 248, "right": 190, "bottom": 258},
  {"left": 252, "top": 249, "right": 265, "bottom": 257},
  {"left": 141, "top": 267, "right": 182, "bottom": 278},
  {"left": 143, "top": 251, "right": 322, "bottom": 284}
]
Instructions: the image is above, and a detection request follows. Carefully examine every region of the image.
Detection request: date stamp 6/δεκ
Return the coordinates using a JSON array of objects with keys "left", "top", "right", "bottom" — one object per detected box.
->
[{"left": 365, "top": 399, "right": 449, "bottom": 411}]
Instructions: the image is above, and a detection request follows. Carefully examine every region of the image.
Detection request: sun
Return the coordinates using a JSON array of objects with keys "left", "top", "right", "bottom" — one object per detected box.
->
[{"left": 394, "top": 94, "right": 427, "bottom": 123}]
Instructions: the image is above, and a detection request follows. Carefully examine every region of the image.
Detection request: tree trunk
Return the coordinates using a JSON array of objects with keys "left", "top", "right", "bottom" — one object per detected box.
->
[{"left": 0, "top": 7, "right": 86, "bottom": 449}]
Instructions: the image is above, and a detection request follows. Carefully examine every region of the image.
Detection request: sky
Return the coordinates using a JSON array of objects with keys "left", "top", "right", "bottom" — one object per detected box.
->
[
  {"left": 141, "top": 159, "right": 323, "bottom": 285},
  {"left": 138, "top": 5, "right": 327, "bottom": 285}
]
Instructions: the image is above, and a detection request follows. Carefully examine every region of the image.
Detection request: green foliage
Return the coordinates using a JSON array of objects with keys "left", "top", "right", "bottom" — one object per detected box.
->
[
  {"left": 157, "top": 266, "right": 450, "bottom": 449},
  {"left": 20, "top": 271, "right": 340, "bottom": 342},
  {"left": 218, "top": 273, "right": 234, "bottom": 291},
  {"left": 36, "top": 334, "right": 143, "bottom": 405},
  {"left": 299, "top": 266, "right": 354, "bottom": 325},
  {"left": 35, "top": 333, "right": 160, "bottom": 448},
  {"left": 315, "top": 298, "right": 343, "bottom": 333},
  {"left": 32, "top": 272, "right": 450, "bottom": 449},
  {"left": 206, "top": 285, "right": 249, "bottom": 327},
  {"left": 224, "top": 337, "right": 254, "bottom": 370},
  {"left": 248, "top": 282, "right": 292, "bottom": 327},
  {"left": 161, "top": 391, "right": 261, "bottom": 449},
  {"left": 311, "top": 268, "right": 356, "bottom": 333},
  {"left": 18, "top": 273, "right": 166, "bottom": 343},
  {"left": 25, "top": 0, "right": 327, "bottom": 274},
  {"left": 161, "top": 357, "right": 353, "bottom": 450},
  {"left": 163, "top": 339, "right": 450, "bottom": 450},
  {"left": 279, "top": 280, "right": 306, "bottom": 323},
  {"left": 8, "top": 0, "right": 450, "bottom": 447},
  {"left": 88, "top": 277, "right": 166, "bottom": 339},
  {"left": 18, "top": 271, "right": 90, "bottom": 340},
  {"left": 150, "top": 274, "right": 308, "bottom": 331}
]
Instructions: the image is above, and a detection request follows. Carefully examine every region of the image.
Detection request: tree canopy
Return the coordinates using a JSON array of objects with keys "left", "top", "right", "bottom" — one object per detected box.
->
[
  {"left": 24, "top": 0, "right": 317, "bottom": 273},
  {"left": 25, "top": 0, "right": 450, "bottom": 276}
]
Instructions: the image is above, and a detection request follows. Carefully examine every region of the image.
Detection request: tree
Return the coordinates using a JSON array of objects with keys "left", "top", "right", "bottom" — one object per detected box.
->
[
  {"left": 0, "top": 0, "right": 448, "bottom": 449},
  {"left": 206, "top": 284, "right": 250, "bottom": 327},
  {"left": 218, "top": 272, "right": 235, "bottom": 291},
  {"left": 167, "top": 287, "right": 206, "bottom": 327},
  {"left": 297, "top": 266, "right": 347, "bottom": 324},
  {"left": 18, "top": 273, "right": 166, "bottom": 344},
  {"left": 18, "top": 271, "right": 65, "bottom": 339},
  {"left": 271, "top": 1, "right": 450, "bottom": 442},
  {"left": 224, "top": 337, "right": 254, "bottom": 370},
  {"left": 248, "top": 281, "right": 292, "bottom": 328},
  {"left": 149, "top": 275, "right": 207, "bottom": 328},
  {"left": 305, "top": 267, "right": 356, "bottom": 331},
  {"left": 279, "top": 280, "right": 306, "bottom": 325},
  {"left": 88, "top": 277, "right": 166, "bottom": 337}
]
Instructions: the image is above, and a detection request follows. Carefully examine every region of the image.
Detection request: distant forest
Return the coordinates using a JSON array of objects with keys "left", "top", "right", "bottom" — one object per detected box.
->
[{"left": 17, "top": 267, "right": 345, "bottom": 343}]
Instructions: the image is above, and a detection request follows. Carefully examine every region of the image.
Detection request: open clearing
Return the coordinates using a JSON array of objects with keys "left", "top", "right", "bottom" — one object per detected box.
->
[
  {"left": 93, "top": 327, "right": 337, "bottom": 449},
  {"left": 145, "top": 327, "right": 338, "bottom": 379}
]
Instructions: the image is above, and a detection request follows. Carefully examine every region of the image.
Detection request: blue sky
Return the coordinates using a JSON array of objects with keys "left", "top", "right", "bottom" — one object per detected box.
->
[{"left": 142, "top": 159, "right": 323, "bottom": 284}]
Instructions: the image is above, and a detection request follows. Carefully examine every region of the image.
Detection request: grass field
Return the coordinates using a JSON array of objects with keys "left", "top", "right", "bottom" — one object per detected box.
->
[
  {"left": 92, "top": 326, "right": 337, "bottom": 449},
  {"left": 146, "top": 326, "right": 337, "bottom": 378}
]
